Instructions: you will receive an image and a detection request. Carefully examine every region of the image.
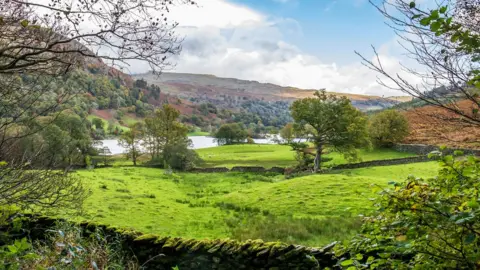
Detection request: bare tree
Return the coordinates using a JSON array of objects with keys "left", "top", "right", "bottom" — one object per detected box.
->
[
  {"left": 357, "top": 0, "right": 480, "bottom": 136},
  {"left": 0, "top": 0, "right": 194, "bottom": 212}
]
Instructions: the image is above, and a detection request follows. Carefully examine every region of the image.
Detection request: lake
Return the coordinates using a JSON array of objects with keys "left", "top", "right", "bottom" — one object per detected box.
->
[{"left": 100, "top": 136, "right": 279, "bottom": 155}]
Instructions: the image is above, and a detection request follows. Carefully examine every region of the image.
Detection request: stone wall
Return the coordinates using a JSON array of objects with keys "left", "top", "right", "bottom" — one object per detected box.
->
[
  {"left": 330, "top": 155, "right": 431, "bottom": 170},
  {"left": 393, "top": 143, "right": 480, "bottom": 156},
  {"left": 189, "top": 166, "right": 286, "bottom": 174},
  {"left": 189, "top": 167, "right": 230, "bottom": 173},
  {"left": 7, "top": 215, "right": 338, "bottom": 270}
]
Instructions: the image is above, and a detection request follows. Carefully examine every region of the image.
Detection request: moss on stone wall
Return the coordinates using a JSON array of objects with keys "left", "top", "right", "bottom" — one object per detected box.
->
[{"left": 2, "top": 215, "right": 338, "bottom": 269}]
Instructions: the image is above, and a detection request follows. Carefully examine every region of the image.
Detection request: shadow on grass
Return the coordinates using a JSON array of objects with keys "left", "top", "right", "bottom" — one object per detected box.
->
[{"left": 225, "top": 213, "right": 363, "bottom": 247}]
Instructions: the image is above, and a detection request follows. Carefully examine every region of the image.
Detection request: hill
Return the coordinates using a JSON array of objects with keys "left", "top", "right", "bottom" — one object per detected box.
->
[
  {"left": 402, "top": 99, "right": 480, "bottom": 148},
  {"left": 133, "top": 72, "right": 400, "bottom": 112}
]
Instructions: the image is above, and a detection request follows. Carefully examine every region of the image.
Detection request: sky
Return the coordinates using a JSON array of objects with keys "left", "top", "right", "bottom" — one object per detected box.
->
[{"left": 157, "top": 0, "right": 426, "bottom": 97}]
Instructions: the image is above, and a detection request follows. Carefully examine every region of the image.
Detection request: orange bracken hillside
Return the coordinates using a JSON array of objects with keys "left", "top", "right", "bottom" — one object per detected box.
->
[{"left": 402, "top": 99, "right": 480, "bottom": 149}]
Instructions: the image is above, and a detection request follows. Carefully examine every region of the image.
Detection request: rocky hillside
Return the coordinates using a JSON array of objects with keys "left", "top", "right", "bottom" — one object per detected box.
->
[{"left": 133, "top": 72, "right": 400, "bottom": 112}]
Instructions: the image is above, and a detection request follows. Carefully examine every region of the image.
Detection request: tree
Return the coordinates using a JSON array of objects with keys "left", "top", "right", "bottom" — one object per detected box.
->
[
  {"left": 369, "top": 110, "right": 410, "bottom": 147},
  {"left": 280, "top": 123, "right": 295, "bottom": 144},
  {"left": 118, "top": 123, "right": 144, "bottom": 166},
  {"left": 357, "top": 0, "right": 480, "bottom": 143},
  {"left": 143, "top": 105, "right": 189, "bottom": 162},
  {"left": 214, "top": 123, "right": 248, "bottom": 145},
  {"left": 290, "top": 91, "right": 370, "bottom": 172},
  {"left": 0, "top": 0, "right": 195, "bottom": 213}
]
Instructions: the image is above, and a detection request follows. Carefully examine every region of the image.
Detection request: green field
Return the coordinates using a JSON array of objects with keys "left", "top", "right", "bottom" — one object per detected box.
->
[
  {"left": 196, "top": 144, "right": 418, "bottom": 168},
  {"left": 188, "top": 131, "right": 210, "bottom": 136},
  {"left": 71, "top": 160, "right": 440, "bottom": 247}
]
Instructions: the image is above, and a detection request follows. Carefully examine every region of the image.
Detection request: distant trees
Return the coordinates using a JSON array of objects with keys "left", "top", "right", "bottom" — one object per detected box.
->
[
  {"left": 214, "top": 123, "right": 248, "bottom": 145},
  {"left": 280, "top": 123, "right": 295, "bottom": 144},
  {"left": 92, "top": 118, "right": 105, "bottom": 130},
  {"left": 118, "top": 123, "right": 144, "bottom": 166},
  {"left": 291, "top": 91, "right": 370, "bottom": 172},
  {"left": 369, "top": 110, "right": 409, "bottom": 147}
]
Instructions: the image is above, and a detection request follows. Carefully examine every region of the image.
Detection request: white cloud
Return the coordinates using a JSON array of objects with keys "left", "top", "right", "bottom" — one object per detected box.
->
[{"left": 142, "top": 0, "right": 420, "bottom": 97}]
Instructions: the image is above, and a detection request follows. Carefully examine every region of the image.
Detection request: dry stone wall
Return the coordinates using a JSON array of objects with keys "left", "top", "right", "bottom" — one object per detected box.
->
[
  {"left": 393, "top": 144, "right": 480, "bottom": 156},
  {"left": 6, "top": 215, "right": 339, "bottom": 270}
]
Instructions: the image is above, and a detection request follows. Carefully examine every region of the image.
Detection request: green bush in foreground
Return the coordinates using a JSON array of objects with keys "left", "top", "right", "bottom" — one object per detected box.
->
[{"left": 337, "top": 151, "right": 480, "bottom": 269}]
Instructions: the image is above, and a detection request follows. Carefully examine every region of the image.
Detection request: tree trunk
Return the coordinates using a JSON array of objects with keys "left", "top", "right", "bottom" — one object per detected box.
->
[{"left": 314, "top": 143, "right": 322, "bottom": 172}]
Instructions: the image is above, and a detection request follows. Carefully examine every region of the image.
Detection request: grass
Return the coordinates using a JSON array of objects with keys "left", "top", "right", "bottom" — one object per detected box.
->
[
  {"left": 195, "top": 144, "right": 418, "bottom": 168},
  {"left": 188, "top": 131, "right": 210, "bottom": 136},
  {"left": 69, "top": 160, "right": 440, "bottom": 247}
]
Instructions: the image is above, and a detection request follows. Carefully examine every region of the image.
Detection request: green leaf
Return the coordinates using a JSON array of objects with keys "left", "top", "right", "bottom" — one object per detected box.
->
[
  {"left": 430, "top": 21, "right": 441, "bottom": 32},
  {"left": 412, "top": 14, "right": 422, "bottom": 19},
  {"left": 431, "top": 10, "right": 439, "bottom": 19},
  {"left": 409, "top": 2, "right": 416, "bottom": 8},
  {"left": 20, "top": 19, "right": 29, "bottom": 27},
  {"left": 420, "top": 17, "right": 431, "bottom": 26},
  {"left": 465, "top": 233, "right": 476, "bottom": 244},
  {"left": 451, "top": 33, "right": 460, "bottom": 42},
  {"left": 341, "top": 259, "right": 354, "bottom": 266},
  {"left": 356, "top": 254, "right": 364, "bottom": 260},
  {"left": 439, "top": 6, "right": 447, "bottom": 14}
]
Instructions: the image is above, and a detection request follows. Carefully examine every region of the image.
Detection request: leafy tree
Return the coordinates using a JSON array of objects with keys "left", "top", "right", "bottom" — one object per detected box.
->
[
  {"left": 280, "top": 123, "right": 295, "bottom": 144},
  {"left": 118, "top": 123, "right": 144, "bottom": 166},
  {"left": 214, "top": 123, "right": 248, "bottom": 145},
  {"left": 369, "top": 110, "right": 409, "bottom": 147},
  {"left": 0, "top": 0, "right": 195, "bottom": 215},
  {"left": 337, "top": 151, "right": 480, "bottom": 269},
  {"left": 291, "top": 91, "right": 370, "bottom": 172},
  {"left": 143, "top": 105, "right": 189, "bottom": 161},
  {"left": 91, "top": 118, "right": 105, "bottom": 131}
]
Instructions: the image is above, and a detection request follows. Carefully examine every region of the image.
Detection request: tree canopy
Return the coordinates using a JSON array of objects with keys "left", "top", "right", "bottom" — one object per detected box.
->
[
  {"left": 369, "top": 110, "right": 410, "bottom": 147},
  {"left": 291, "top": 91, "right": 370, "bottom": 171},
  {"left": 214, "top": 123, "right": 248, "bottom": 146}
]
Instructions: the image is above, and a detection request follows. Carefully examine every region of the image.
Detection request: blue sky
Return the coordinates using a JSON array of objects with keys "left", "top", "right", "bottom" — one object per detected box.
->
[
  {"left": 231, "top": 0, "right": 395, "bottom": 64},
  {"left": 157, "top": 0, "right": 422, "bottom": 96}
]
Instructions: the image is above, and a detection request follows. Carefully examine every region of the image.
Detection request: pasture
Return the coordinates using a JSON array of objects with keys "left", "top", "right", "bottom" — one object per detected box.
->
[
  {"left": 71, "top": 160, "right": 439, "bottom": 247},
  {"left": 195, "top": 144, "right": 418, "bottom": 168}
]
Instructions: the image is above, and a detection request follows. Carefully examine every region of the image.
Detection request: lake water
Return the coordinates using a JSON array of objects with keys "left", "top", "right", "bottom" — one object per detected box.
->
[{"left": 100, "top": 136, "right": 279, "bottom": 155}]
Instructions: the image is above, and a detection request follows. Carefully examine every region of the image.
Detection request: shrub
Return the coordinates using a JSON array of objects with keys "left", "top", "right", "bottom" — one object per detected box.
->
[
  {"left": 161, "top": 143, "right": 203, "bottom": 171},
  {"left": 369, "top": 109, "right": 409, "bottom": 147},
  {"left": 337, "top": 151, "right": 480, "bottom": 269}
]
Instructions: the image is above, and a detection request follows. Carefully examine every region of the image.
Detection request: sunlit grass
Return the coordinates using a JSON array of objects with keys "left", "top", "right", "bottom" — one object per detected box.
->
[{"left": 70, "top": 161, "right": 439, "bottom": 246}]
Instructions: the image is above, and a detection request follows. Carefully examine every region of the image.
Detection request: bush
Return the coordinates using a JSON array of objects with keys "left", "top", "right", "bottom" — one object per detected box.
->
[
  {"left": 161, "top": 143, "right": 203, "bottom": 171},
  {"left": 336, "top": 151, "right": 480, "bottom": 269},
  {"left": 369, "top": 110, "right": 409, "bottom": 147}
]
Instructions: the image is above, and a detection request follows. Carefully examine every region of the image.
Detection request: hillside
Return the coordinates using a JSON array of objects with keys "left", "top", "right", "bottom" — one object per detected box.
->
[
  {"left": 401, "top": 100, "right": 480, "bottom": 148},
  {"left": 133, "top": 72, "right": 400, "bottom": 112}
]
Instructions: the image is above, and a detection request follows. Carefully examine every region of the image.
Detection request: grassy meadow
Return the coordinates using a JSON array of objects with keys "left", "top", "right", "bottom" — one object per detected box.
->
[
  {"left": 196, "top": 144, "right": 418, "bottom": 168},
  {"left": 70, "top": 144, "right": 440, "bottom": 247}
]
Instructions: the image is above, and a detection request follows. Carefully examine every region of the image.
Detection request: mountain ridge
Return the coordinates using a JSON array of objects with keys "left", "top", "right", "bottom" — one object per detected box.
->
[{"left": 133, "top": 71, "right": 400, "bottom": 111}]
